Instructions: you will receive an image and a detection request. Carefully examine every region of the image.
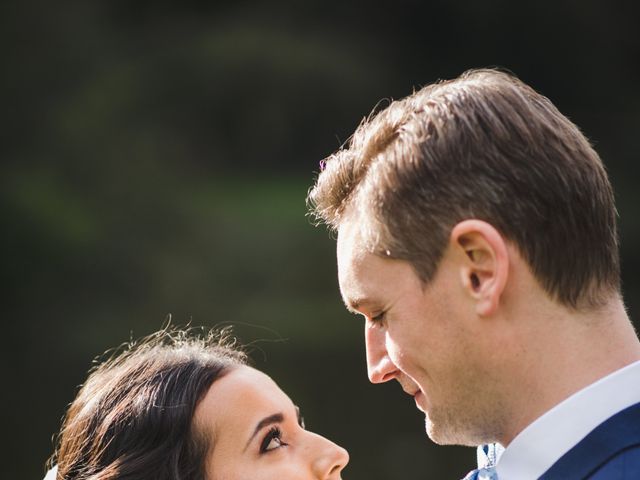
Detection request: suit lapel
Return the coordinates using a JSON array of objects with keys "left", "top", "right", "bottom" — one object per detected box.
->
[{"left": 539, "top": 402, "right": 640, "bottom": 479}]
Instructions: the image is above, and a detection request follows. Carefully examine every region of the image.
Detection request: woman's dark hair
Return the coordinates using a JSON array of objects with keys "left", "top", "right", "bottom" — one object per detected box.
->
[{"left": 49, "top": 327, "right": 247, "bottom": 479}]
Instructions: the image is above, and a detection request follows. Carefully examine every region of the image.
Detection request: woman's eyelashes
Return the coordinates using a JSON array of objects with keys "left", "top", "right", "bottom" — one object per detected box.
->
[
  {"left": 259, "top": 409, "right": 304, "bottom": 454},
  {"left": 260, "top": 426, "right": 287, "bottom": 453}
]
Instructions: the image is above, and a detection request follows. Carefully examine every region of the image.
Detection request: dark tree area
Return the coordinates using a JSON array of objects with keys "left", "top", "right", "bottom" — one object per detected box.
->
[{"left": 3, "top": 1, "right": 639, "bottom": 478}]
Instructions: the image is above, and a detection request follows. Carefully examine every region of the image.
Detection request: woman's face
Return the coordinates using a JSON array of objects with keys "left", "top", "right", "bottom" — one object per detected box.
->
[{"left": 194, "top": 365, "right": 349, "bottom": 480}]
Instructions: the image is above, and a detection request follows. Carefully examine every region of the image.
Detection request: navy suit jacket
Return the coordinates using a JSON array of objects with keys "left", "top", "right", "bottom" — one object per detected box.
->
[{"left": 538, "top": 402, "right": 640, "bottom": 479}]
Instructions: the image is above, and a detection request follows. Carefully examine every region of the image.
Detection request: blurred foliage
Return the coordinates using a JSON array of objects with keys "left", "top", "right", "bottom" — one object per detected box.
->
[{"left": 2, "top": 0, "right": 639, "bottom": 478}]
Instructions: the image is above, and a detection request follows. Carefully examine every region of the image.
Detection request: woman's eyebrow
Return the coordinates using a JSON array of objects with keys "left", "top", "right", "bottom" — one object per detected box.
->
[{"left": 243, "top": 413, "right": 283, "bottom": 452}]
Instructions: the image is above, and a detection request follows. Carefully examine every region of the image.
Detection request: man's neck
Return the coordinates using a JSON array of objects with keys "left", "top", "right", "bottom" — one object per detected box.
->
[{"left": 498, "top": 295, "right": 640, "bottom": 446}]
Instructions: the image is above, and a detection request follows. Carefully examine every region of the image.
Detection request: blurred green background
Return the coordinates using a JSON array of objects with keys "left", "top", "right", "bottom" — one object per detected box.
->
[{"left": 4, "top": 1, "right": 639, "bottom": 478}]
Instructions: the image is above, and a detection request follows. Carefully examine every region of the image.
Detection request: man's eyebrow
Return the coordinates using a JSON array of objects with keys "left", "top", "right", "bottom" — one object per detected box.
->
[
  {"left": 243, "top": 413, "right": 283, "bottom": 452},
  {"left": 343, "top": 296, "right": 370, "bottom": 314}
]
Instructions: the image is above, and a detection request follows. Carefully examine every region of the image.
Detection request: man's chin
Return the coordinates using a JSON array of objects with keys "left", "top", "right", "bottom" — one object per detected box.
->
[{"left": 424, "top": 411, "right": 482, "bottom": 447}]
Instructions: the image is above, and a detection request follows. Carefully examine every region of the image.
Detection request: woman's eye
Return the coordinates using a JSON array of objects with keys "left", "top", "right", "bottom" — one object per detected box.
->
[
  {"left": 260, "top": 427, "right": 286, "bottom": 453},
  {"left": 371, "top": 311, "right": 386, "bottom": 323}
]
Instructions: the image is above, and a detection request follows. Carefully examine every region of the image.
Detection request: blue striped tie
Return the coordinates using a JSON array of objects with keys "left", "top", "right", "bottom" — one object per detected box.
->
[
  {"left": 463, "top": 465, "right": 498, "bottom": 480},
  {"left": 463, "top": 443, "right": 501, "bottom": 479}
]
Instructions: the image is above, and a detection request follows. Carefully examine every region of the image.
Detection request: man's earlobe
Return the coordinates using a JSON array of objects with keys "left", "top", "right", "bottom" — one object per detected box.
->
[{"left": 450, "top": 220, "right": 509, "bottom": 316}]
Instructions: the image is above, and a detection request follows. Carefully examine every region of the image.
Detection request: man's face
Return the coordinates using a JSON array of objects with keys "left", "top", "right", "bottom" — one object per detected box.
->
[{"left": 336, "top": 219, "right": 504, "bottom": 446}]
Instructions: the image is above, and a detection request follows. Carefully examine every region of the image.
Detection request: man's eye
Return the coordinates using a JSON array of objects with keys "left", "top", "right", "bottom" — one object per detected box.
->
[
  {"left": 260, "top": 427, "right": 286, "bottom": 453},
  {"left": 371, "top": 311, "right": 386, "bottom": 323}
]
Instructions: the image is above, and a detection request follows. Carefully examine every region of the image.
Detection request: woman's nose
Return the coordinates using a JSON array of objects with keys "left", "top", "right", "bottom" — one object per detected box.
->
[{"left": 310, "top": 433, "right": 349, "bottom": 479}]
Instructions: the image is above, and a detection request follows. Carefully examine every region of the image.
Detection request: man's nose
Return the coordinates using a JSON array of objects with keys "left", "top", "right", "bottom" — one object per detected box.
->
[
  {"left": 310, "top": 433, "right": 349, "bottom": 479},
  {"left": 365, "top": 322, "right": 399, "bottom": 383}
]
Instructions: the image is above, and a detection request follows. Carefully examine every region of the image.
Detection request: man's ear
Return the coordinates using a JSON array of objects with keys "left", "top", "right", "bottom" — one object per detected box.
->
[{"left": 450, "top": 220, "right": 509, "bottom": 317}]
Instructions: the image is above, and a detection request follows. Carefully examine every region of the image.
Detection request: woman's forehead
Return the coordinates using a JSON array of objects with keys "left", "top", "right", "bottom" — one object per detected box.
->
[{"left": 195, "top": 366, "right": 294, "bottom": 438}]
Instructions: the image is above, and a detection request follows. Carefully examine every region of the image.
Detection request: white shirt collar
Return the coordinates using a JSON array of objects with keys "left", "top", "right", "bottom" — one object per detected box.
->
[{"left": 493, "top": 360, "right": 640, "bottom": 479}]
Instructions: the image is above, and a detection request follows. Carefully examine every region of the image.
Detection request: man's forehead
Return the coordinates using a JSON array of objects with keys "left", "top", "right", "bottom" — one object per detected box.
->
[
  {"left": 337, "top": 218, "right": 428, "bottom": 309},
  {"left": 336, "top": 220, "right": 390, "bottom": 311},
  {"left": 336, "top": 220, "right": 370, "bottom": 273},
  {"left": 337, "top": 211, "right": 374, "bottom": 253}
]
